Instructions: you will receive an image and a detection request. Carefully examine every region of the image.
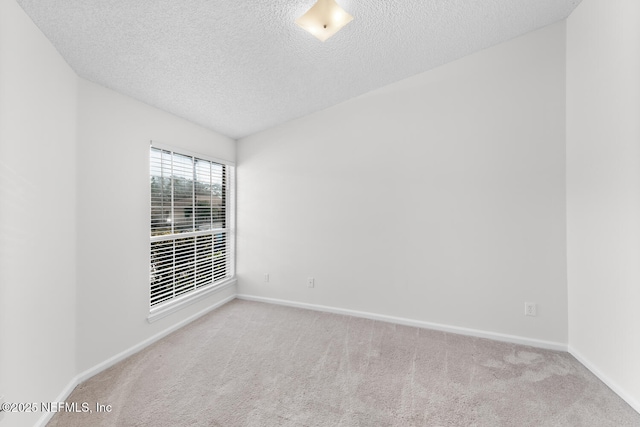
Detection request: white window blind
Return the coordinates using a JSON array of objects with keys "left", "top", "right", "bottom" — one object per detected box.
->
[{"left": 150, "top": 145, "right": 235, "bottom": 308}]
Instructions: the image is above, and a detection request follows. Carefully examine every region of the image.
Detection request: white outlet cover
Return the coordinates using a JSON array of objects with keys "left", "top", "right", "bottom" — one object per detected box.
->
[{"left": 525, "top": 302, "right": 537, "bottom": 317}]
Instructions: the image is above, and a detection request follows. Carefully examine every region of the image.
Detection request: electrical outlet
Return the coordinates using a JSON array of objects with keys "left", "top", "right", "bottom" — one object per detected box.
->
[
  {"left": 307, "top": 277, "right": 315, "bottom": 288},
  {"left": 264, "top": 273, "right": 269, "bottom": 283},
  {"left": 525, "top": 302, "right": 537, "bottom": 317}
]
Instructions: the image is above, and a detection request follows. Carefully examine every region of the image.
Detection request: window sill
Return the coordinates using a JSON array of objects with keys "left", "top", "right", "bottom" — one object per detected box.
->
[{"left": 147, "top": 277, "right": 236, "bottom": 323}]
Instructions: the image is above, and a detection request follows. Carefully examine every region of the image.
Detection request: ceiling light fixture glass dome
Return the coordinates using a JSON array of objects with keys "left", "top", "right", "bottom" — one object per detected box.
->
[{"left": 295, "top": 0, "right": 353, "bottom": 42}]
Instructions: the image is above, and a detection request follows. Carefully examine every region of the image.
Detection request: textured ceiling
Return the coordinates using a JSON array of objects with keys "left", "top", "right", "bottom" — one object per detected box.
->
[{"left": 16, "top": 0, "right": 581, "bottom": 139}]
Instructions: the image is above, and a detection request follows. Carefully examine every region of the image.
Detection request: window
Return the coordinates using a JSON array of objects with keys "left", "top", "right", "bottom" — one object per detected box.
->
[{"left": 149, "top": 143, "right": 235, "bottom": 313}]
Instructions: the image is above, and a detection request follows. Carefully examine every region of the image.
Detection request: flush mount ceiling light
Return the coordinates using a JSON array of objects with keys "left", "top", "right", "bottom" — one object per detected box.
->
[{"left": 295, "top": 0, "right": 353, "bottom": 42}]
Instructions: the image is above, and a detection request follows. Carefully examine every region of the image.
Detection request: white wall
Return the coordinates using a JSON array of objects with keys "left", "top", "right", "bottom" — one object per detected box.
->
[
  {"left": 0, "top": 0, "right": 77, "bottom": 426},
  {"left": 566, "top": 0, "right": 640, "bottom": 412},
  {"left": 237, "top": 22, "right": 568, "bottom": 346},
  {"left": 75, "top": 79, "right": 236, "bottom": 372}
]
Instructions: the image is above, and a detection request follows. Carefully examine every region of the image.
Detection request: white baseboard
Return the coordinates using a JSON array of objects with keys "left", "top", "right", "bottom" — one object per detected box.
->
[
  {"left": 33, "top": 375, "right": 83, "bottom": 427},
  {"left": 75, "top": 293, "right": 237, "bottom": 384},
  {"left": 568, "top": 346, "right": 640, "bottom": 415},
  {"left": 34, "top": 293, "right": 236, "bottom": 427},
  {"left": 235, "top": 294, "right": 567, "bottom": 352}
]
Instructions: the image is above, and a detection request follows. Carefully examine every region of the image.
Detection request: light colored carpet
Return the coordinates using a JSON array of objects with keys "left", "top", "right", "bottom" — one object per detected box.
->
[{"left": 48, "top": 299, "right": 640, "bottom": 426}]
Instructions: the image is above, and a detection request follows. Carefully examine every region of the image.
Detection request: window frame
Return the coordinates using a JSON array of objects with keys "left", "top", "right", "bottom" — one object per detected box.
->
[{"left": 148, "top": 141, "right": 236, "bottom": 322}]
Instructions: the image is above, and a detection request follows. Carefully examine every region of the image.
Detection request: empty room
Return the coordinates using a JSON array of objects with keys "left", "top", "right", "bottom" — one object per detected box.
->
[{"left": 1, "top": 0, "right": 639, "bottom": 426}]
